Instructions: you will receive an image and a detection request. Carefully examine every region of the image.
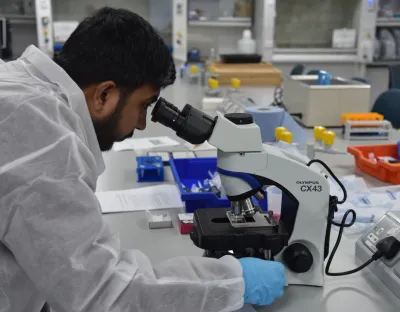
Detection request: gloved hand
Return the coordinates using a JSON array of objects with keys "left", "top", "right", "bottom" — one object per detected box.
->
[{"left": 239, "top": 257, "right": 286, "bottom": 306}]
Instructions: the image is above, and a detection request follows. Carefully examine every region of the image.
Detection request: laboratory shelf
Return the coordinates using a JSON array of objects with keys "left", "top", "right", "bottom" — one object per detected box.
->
[
  {"left": 188, "top": 18, "right": 251, "bottom": 27},
  {"left": 4, "top": 14, "right": 35, "bottom": 20},
  {"left": 376, "top": 18, "right": 400, "bottom": 27},
  {"left": 273, "top": 48, "right": 357, "bottom": 54},
  {"left": 368, "top": 59, "right": 400, "bottom": 67},
  {"left": 5, "top": 14, "right": 36, "bottom": 24}
]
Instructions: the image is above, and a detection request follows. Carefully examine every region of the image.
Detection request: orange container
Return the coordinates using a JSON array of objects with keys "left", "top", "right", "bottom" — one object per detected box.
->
[{"left": 347, "top": 144, "right": 400, "bottom": 184}]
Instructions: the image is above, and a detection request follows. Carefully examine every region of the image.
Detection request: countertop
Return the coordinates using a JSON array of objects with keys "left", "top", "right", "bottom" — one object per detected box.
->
[{"left": 98, "top": 80, "right": 400, "bottom": 312}]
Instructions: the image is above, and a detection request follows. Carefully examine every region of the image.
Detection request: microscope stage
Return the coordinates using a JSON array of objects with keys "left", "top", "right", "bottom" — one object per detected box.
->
[{"left": 190, "top": 208, "right": 289, "bottom": 256}]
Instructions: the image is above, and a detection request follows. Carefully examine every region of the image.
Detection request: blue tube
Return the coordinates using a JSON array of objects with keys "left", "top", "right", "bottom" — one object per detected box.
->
[{"left": 317, "top": 71, "right": 332, "bottom": 85}]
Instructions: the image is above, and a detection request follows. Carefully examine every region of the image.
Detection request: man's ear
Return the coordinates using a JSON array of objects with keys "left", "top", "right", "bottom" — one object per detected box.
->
[{"left": 85, "top": 81, "right": 119, "bottom": 120}]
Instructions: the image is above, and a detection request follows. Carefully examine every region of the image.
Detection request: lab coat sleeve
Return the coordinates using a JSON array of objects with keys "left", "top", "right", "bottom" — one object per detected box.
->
[{"left": 1, "top": 133, "right": 244, "bottom": 312}]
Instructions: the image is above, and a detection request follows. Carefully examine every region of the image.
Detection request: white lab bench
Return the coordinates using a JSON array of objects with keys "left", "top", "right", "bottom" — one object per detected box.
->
[{"left": 97, "top": 81, "right": 400, "bottom": 312}]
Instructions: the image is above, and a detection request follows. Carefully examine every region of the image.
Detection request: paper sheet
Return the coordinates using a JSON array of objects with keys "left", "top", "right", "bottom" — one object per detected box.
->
[
  {"left": 112, "top": 136, "right": 180, "bottom": 152},
  {"left": 96, "top": 185, "right": 184, "bottom": 213}
]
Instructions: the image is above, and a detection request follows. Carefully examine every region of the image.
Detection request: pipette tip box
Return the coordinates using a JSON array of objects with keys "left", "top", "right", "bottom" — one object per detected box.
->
[{"left": 136, "top": 156, "right": 164, "bottom": 182}]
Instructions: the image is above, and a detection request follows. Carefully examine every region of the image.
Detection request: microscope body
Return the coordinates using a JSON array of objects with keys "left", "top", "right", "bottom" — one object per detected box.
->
[
  {"left": 205, "top": 112, "right": 331, "bottom": 286},
  {"left": 151, "top": 99, "right": 331, "bottom": 287}
]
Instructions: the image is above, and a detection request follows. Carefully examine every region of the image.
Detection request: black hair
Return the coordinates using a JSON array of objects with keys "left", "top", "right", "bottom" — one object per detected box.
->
[{"left": 54, "top": 7, "right": 176, "bottom": 91}]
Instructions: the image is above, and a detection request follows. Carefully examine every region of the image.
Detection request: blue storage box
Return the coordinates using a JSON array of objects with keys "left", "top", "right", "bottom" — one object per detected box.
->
[
  {"left": 170, "top": 157, "right": 268, "bottom": 212},
  {"left": 136, "top": 156, "right": 164, "bottom": 182}
]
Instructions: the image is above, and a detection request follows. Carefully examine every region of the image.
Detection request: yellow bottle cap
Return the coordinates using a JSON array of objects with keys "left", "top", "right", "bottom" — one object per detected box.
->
[
  {"left": 210, "top": 65, "right": 216, "bottom": 73},
  {"left": 208, "top": 78, "right": 219, "bottom": 89},
  {"left": 323, "top": 131, "right": 336, "bottom": 146},
  {"left": 231, "top": 78, "right": 241, "bottom": 89},
  {"left": 190, "top": 65, "right": 198, "bottom": 74},
  {"left": 281, "top": 131, "right": 293, "bottom": 144},
  {"left": 314, "top": 126, "right": 326, "bottom": 141},
  {"left": 275, "top": 127, "right": 287, "bottom": 141},
  {"left": 176, "top": 31, "right": 182, "bottom": 36}
]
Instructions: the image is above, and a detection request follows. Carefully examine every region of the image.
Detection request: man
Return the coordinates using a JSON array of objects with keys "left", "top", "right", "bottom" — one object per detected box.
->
[{"left": 0, "top": 7, "right": 285, "bottom": 312}]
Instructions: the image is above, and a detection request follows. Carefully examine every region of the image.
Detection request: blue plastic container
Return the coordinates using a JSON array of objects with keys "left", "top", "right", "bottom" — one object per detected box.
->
[
  {"left": 170, "top": 158, "right": 229, "bottom": 212},
  {"left": 136, "top": 156, "right": 164, "bottom": 182},
  {"left": 317, "top": 70, "right": 331, "bottom": 85},
  {"left": 170, "top": 157, "right": 268, "bottom": 212}
]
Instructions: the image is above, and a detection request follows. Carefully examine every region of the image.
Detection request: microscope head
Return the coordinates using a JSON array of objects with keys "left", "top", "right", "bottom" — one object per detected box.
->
[
  {"left": 152, "top": 98, "right": 266, "bottom": 204},
  {"left": 151, "top": 97, "right": 217, "bottom": 144}
]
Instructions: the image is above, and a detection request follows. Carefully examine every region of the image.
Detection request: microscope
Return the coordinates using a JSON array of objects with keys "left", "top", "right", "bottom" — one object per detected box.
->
[{"left": 151, "top": 98, "right": 340, "bottom": 287}]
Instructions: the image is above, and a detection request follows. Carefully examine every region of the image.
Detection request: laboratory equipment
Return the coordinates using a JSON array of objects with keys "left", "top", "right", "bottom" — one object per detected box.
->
[
  {"left": 211, "top": 62, "right": 282, "bottom": 86},
  {"left": 284, "top": 75, "right": 371, "bottom": 127},
  {"left": 340, "top": 112, "right": 392, "bottom": 141},
  {"left": 0, "top": 17, "right": 11, "bottom": 59},
  {"left": 172, "top": 151, "right": 196, "bottom": 159},
  {"left": 219, "top": 95, "right": 308, "bottom": 147},
  {"left": 379, "top": 28, "right": 397, "bottom": 60},
  {"left": 204, "top": 78, "right": 221, "bottom": 97},
  {"left": 178, "top": 213, "right": 195, "bottom": 234},
  {"left": 355, "top": 211, "right": 400, "bottom": 299},
  {"left": 237, "top": 29, "right": 256, "bottom": 54},
  {"left": 201, "top": 76, "right": 223, "bottom": 111},
  {"left": 147, "top": 151, "right": 171, "bottom": 165},
  {"left": 266, "top": 186, "right": 282, "bottom": 219},
  {"left": 34, "top": 0, "right": 54, "bottom": 58},
  {"left": 146, "top": 210, "right": 172, "bottom": 229},
  {"left": 348, "top": 143, "right": 400, "bottom": 184},
  {"left": 136, "top": 156, "right": 164, "bottom": 182},
  {"left": 306, "top": 129, "right": 347, "bottom": 159},
  {"left": 170, "top": 157, "right": 230, "bottom": 212},
  {"left": 343, "top": 120, "right": 392, "bottom": 141},
  {"left": 186, "top": 64, "right": 201, "bottom": 84},
  {"left": 152, "top": 97, "right": 378, "bottom": 287},
  {"left": 0, "top": 0, "right": 53, "bottom": 59},
  {"left": 317, "top": 71, "right": 332, "bottom": 85}
]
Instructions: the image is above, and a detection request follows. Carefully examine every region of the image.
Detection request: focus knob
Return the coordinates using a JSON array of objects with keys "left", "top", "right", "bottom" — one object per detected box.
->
[{"left": 283, "top": 243, "right": 313, "bottom": 273}]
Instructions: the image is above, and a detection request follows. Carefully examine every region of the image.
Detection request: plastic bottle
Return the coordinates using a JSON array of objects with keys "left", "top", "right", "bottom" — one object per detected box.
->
[
  {"left": 237, "top": 29, "right": 256, "bottom": 54},
  {"left": 187, "top": 64, "right": 200, "bottom": 84},
  {"left": 322, "top": 131, "right": 336, "bottom": 150},
  {"left": 280, "top": 131, "right": 293, "bottom": 144},
  {"left": 230, "top": 78, "right": 241, "bottom": 93},
  {"left": 205, "top": 78, "right": 220, "bottom": 97},
  {"left": 275, "top": 127, "right": 287, "bottom": 142}
]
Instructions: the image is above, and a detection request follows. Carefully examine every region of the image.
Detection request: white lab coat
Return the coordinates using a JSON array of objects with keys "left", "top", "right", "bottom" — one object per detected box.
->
[{"left": 0, "top": 46, "right": 244, "bottom": 312}]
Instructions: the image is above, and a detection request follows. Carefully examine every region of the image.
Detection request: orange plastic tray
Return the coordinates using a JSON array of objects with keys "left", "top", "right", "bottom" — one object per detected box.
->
[{"left": 347, "top": 144, "right": 400, "bottom": 184}]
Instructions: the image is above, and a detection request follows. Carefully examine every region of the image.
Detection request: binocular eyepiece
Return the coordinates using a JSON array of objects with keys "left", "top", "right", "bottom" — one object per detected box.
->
[{"left": 151, "top": 97, "right": 217, "bottom": 145}]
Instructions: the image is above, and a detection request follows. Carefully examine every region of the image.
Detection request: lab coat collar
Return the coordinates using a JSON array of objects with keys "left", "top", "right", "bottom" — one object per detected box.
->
[{"left": 19, "top": 45, "right": 105, "bottom": 176}]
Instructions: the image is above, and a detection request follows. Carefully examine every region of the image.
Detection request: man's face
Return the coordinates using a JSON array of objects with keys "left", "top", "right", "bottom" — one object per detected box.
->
[{"left": 85, "top": 82, "right": 159, "bottom": 151}]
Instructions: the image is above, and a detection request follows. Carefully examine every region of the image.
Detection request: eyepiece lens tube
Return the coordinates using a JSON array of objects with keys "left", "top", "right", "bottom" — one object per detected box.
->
[
  {"left": 151, "top": 97, "right": 183, "bottom": 131},
  {"left": 151, "top": 97, "right": 217, "bottom": 145}
]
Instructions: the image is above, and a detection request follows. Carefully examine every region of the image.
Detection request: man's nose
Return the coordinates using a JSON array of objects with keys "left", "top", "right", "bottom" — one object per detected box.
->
[{"left": 136, "top": 117, "right": 147, "bottom": 131}]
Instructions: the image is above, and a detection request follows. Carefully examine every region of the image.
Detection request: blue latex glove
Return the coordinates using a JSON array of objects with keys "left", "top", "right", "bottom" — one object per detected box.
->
[{"left": 239, "top": 258, "right": 286, "bottom": 306}]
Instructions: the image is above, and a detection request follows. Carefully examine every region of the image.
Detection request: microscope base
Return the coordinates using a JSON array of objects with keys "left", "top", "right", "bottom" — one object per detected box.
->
[{"left": 190, "top": 208, "right": 289, "bottom": 259}]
